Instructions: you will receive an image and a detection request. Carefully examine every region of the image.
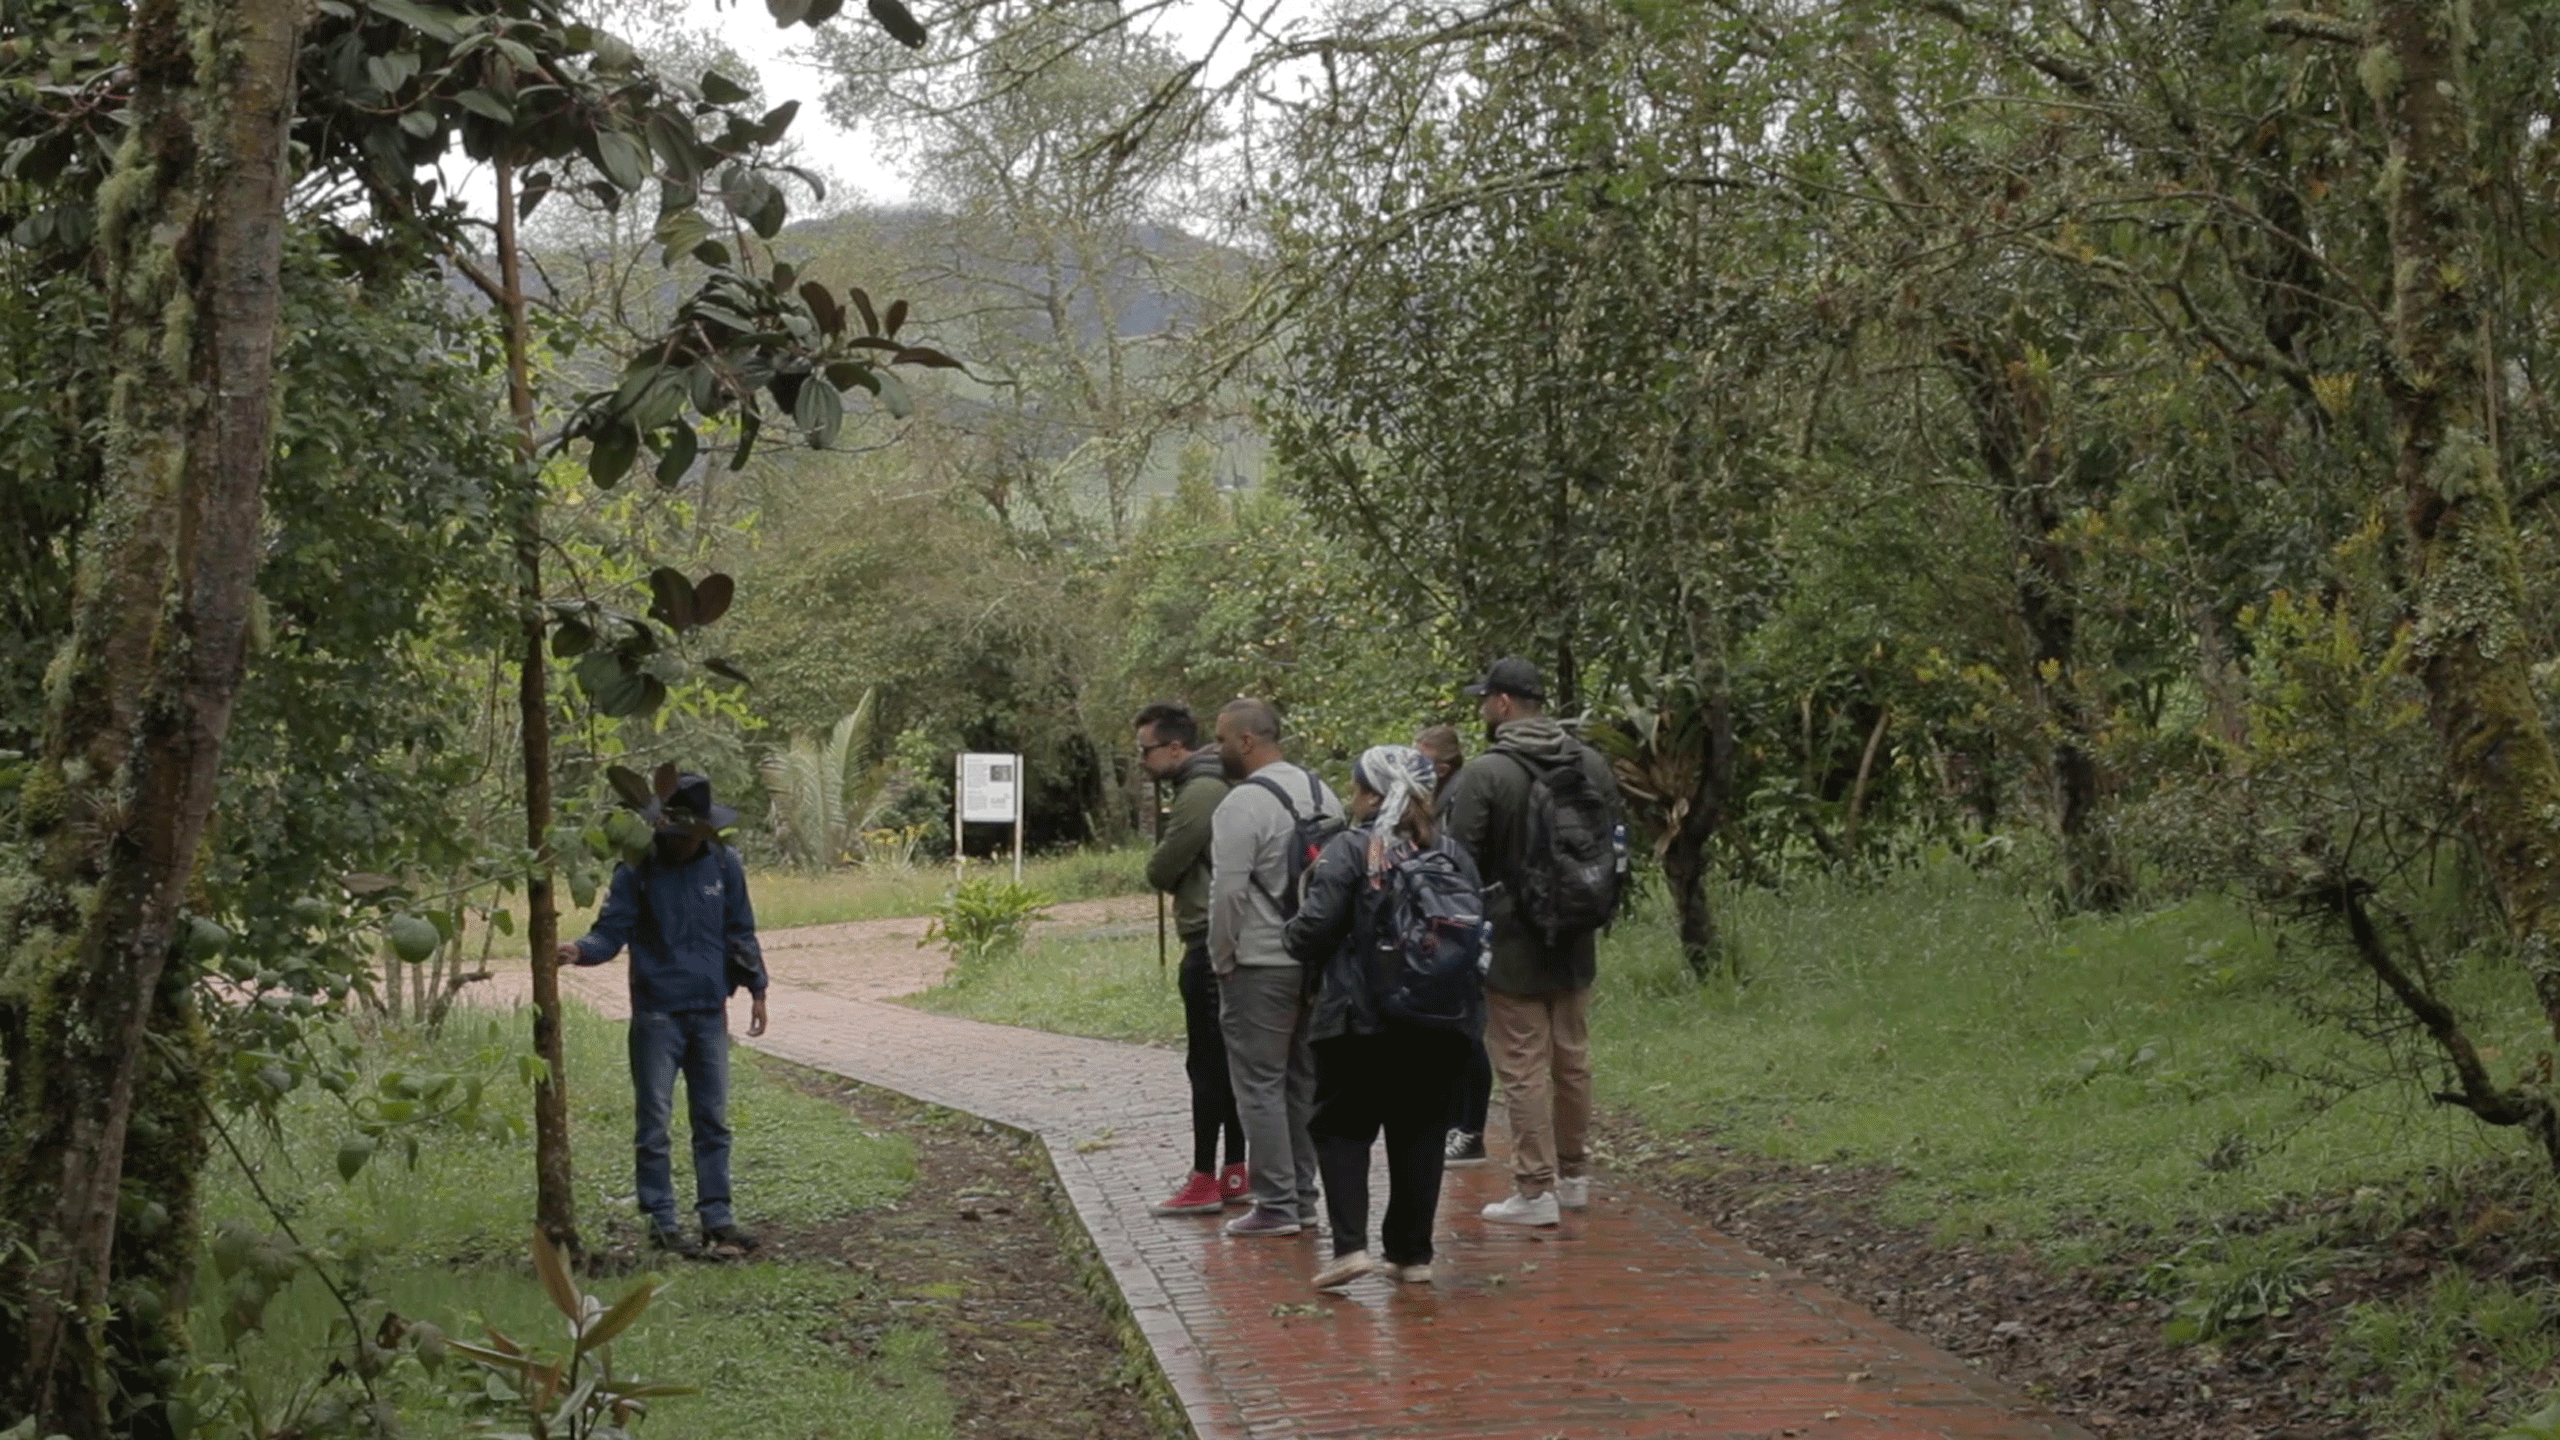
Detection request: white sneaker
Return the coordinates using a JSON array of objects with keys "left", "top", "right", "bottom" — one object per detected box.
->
[
  {"left": 1555, "top": 1177, "right": 1589, "bottom": 1210},
  {"left": 1393, "top": 1263, "right": 1434, "bottom": 1284},
  {"left": 1480, "top": 1190, "right": 1560, "bottom": 1227},
  {"left": 1312, "top": 1249, "right": 1377, "bottom": 1289}
]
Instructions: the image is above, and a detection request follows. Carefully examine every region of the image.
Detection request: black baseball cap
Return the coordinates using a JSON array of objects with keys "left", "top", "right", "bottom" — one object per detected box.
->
[{"left": 1463, "top": 656, "right": 1546, "bottom": 703}]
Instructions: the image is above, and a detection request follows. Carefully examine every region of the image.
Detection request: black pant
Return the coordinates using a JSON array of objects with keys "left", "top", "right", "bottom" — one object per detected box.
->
[
  {"left": 1179, "top": 938, "right": 1246, "bottom": 1174},
  {"left": 1448, "top": 1033, "right": 1493, "bottom": 1135},
  {"left": 1311, "top": 1026, "right": 1471, "bottom": 1264}
]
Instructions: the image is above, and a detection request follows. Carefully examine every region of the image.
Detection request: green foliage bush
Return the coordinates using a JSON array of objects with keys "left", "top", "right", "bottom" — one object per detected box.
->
[{"left": 921, "top": 879, "right": 1055, "bottom": 975}]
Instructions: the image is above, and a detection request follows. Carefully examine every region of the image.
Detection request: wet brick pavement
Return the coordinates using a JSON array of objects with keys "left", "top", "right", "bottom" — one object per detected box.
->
[{"left": 482, "top": 899, "right": 2091, "bottom": 1440}]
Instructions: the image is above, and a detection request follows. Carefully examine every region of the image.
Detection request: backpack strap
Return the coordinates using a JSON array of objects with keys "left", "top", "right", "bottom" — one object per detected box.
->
[
  {"left": 1476, "top": 749, "right": 1554, "bottom": 889},
  {"left": 1244, "top": 771, "right": 1303, "bottom": 819},
  {"left": 1242, "top": 772, "right": 1311, "bottom": 911}
]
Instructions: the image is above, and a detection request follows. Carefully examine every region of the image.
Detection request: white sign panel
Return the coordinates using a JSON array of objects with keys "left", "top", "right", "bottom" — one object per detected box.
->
[{"left": 958, "top": 753, "right": 1021, "bottom": 823}]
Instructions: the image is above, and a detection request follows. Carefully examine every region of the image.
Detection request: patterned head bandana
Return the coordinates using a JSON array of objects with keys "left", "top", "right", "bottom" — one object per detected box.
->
[{"left": 1356, "top": 743, "right": 1439, "bottom": 874}]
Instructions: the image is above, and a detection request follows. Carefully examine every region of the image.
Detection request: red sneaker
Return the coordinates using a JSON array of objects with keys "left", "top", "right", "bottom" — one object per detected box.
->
[
  {"left": 1219, "top": 1162, "right": 1250, "bottom": 1206},
  {"left": 1150, "top": 1172, "right": 1225, "bottom": 1217}
]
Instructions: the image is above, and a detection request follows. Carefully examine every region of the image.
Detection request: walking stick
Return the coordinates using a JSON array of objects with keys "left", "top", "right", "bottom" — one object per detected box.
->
[{"left": 1154, "top": 777, "right": 1169, "bottom": 976}]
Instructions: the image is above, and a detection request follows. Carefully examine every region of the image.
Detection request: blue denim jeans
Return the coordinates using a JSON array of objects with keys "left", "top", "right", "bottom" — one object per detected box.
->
[{"left": 628, "top": 1007, "right": 733, "bottom": 1231}]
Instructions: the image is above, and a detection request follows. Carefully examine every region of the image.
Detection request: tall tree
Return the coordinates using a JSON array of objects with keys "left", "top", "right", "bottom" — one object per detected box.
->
[
  {"left": 0, "top": 0, "right": 304, "bottom": 1428},
  {"left": 1263, "top": 0, "right": 1790, "bottom": 971},
  {"left": 0, "top": 0, "right": 941, "bottom": 1422},
  {"left": 2364, "top": 0, "right": 2560, "bottom": 1095}
]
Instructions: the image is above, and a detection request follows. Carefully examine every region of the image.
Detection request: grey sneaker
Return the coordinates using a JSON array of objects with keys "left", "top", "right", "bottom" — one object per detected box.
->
[
  {"left": 1481, "top": 1190, "right": 1560, "bottom": 1227},
  {"left": 1444, "top": 1130, "right": 1487, "bottom": 1166},
  {"left": 1555, "top": 1176, "right": 1589, "bottom": 1210},
  {"left": 1223, "top": 1205, "right": 1303, "bottom": 1238}
]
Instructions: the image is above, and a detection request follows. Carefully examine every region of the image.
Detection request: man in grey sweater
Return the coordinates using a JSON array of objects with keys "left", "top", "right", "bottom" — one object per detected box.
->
[{"left": 1208, "top": 696, "right": 1345, "bottom": 1237}]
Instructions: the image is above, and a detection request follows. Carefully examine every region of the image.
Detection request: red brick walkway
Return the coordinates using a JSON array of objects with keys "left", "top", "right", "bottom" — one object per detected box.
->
[{"left": 514, "top": 902, "right": 2090, "bottom": 1440}]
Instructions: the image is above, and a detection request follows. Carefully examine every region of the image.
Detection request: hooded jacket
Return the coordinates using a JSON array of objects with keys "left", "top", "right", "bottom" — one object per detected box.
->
[
  {"left": 1144, "top": 748, "right": 1228, "bottom": 941},
  {"left": 1283, "top": 826, "right": 1485, "bottom": 1043},
  {"left": 1437, "top": 715, "right": 1621, "bottom": 995}
]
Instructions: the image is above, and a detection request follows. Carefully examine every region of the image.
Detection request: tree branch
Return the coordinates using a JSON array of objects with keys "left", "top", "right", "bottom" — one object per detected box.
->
[{"left": 2263, "top": 10, "right": 2369, "bottom": 45}]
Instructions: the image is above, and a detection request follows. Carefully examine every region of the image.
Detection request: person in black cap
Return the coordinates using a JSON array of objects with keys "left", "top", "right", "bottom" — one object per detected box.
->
[
  {"left": 559, "top": 772, "right": 769, "bottom": 1257},
  {"left": 1439, "top": 658, "right": 1625, "bottom": 1227}
]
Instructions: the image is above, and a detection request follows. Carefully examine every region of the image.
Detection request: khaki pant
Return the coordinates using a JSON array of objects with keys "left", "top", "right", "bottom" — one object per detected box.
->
[{"left": 1485, "top": 985, "right": 1591, "bottom": 1196}]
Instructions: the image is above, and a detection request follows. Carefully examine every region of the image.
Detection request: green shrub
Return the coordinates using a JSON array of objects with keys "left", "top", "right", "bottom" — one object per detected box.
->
[{"left": 922, "top": 879, "right": 1054, "bottom": 975}]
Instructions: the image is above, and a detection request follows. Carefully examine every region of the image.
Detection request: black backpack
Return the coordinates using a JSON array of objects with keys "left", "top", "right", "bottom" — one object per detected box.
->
[
  {"left": 1246, "top": 771, "right": 1343, "bottom": 919},
  {"left": 1378, "top": 843, "right": 1489, "bottom": 1031},
  {"left": 1506, "top": 750, "right": 1621, "bottom": 943}
]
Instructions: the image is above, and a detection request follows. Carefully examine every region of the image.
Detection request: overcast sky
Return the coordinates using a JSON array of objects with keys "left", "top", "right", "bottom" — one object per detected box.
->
[
  {"left": 677, "top": 0, "right": 1298, "bottom": 210},
  {"left": 689, "top": 4, "right": 908, "bottom": 205}
]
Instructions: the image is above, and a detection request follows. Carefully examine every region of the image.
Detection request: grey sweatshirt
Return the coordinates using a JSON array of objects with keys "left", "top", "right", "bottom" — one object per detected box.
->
[{"left": 1207, "top": 759, "right": 1345, "bottom": 974}]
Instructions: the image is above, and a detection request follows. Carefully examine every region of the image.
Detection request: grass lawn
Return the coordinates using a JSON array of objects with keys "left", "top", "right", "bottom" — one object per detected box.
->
[
  {"left": 904, "top": 912, "right": 1185, "bottom": 1044},
  {"left": 906, "top": 856, "right": 2550, "bottom": 1253},
  {"left": 748, "top": 845, "right": 1150, "bottom": 930},
  {"left": 193, "top": 1003, "right": 946, "bottom": 1440}
]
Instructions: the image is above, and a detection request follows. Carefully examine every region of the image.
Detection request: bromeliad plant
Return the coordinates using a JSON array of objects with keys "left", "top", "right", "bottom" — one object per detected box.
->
[
  {"left": 922, "top": 878, "right": 1054, "bottom": 977},
  {"left": 449, "top": 1230, "right": 691, "bottom": 1439}
]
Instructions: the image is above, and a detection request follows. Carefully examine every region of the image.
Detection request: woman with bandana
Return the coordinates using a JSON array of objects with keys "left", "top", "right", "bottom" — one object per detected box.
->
[{"left": 1283, "top": 744, "right": 1486, "bottom": 1289}]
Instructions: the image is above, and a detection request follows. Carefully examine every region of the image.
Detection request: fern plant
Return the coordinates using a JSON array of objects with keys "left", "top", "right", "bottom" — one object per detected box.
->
[{"left": 758, "top": 689, "right": 895, "bottom": 870}]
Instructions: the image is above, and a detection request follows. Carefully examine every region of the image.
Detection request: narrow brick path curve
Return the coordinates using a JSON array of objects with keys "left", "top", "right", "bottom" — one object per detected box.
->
[{"left": 522, "top": 900, "right": 2091, "bottom": 1440}]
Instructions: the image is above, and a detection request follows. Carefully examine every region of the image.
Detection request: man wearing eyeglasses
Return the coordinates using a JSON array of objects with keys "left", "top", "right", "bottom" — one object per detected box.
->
[{"left": 1134, "top": 702, "right": 1248, "bottom": 1217}]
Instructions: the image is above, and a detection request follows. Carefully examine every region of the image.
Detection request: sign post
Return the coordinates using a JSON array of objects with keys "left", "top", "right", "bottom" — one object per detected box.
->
[{"left": 955, "top": 752, "right": 1024, "bottom": 883}]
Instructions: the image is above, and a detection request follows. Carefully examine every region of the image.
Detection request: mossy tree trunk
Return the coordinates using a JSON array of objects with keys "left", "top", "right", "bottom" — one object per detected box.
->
[
  {"left": 2370, "top": 0, "right": 2560, "bottom": 1049},
  {"left": 1656, "top": 708, "right": 1732, "bottom": 979},
  {"left": 0, "top": 0, "right": 302, "bottom": 1430},
  {"left": 1941, "top": 336, "right": 2127, "bottom": 912}
]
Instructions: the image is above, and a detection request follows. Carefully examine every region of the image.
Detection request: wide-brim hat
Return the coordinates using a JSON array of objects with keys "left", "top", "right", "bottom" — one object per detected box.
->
[
  {"left": 1463, "top": 656, "right": 1547, "bottom": 703},
  {"left": 643, "top": 772, "right": 738, "bottom": 832}
]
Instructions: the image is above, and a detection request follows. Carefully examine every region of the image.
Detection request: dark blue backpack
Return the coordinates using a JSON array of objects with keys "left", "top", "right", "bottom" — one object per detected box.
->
[{"left": 1378, "top": 843, "right": 1489, "bottom": 1031}]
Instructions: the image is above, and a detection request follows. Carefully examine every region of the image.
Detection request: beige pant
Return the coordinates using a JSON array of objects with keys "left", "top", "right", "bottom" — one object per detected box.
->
[{"left": 1485, "top": 985, "right": 1592, "bottom": 1196}]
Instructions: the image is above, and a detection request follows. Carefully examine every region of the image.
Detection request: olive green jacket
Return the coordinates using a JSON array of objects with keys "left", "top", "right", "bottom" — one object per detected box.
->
[
  {"left": 1145, "top": 750, "right": 1228, "bottom": 940},
  {"left": 1438, "top": 717, "right": 1622, "bottom": 996}
]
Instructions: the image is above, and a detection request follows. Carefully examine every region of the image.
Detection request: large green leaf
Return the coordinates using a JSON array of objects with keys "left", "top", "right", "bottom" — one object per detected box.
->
[
  {"left": 586, "top": 421, "right": 638, "bottom": 486},
  {"left": 654, "top": 422, "right": 698, "bottom": 486},
  {"left": 593, "top": 129, "right": 649, "bottom": 193},
  {"left": 866, "top": 0, "right": 928, "bottom": 48},
  {"left": 792, "top": 374, "right": 845, "bottom": 445}
]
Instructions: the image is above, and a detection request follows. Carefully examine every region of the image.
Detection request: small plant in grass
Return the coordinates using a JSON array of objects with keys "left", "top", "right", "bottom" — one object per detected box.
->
[
  {"left": 2138, "top": 1230, "right": 2332, "bottom": 1343},
  {"left": 446, "top": 1229, "right": 693, "bottom": 1438},
  {"left": 2339, "top": 1269, "right": 2560, "bottom": 1438},
  {"left": 2502, "top": 1397, "right": 2560, "bottom": 1440},
  {"left": 921, "top": 878, "right": 1054, "bottom": 976}
]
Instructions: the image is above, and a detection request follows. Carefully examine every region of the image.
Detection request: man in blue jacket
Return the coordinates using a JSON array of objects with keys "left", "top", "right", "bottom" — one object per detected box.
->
[{"left": 558, "top": 773, "right": 769, "bottom": 1257}]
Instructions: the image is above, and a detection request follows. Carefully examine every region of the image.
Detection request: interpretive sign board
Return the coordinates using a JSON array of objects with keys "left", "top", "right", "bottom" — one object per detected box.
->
[
  {"left": 954, "top": 753, "right": 1025, "bottom": 880},
  {"left": 958, "top": 753, "right": 1020, "bottom": 823}
]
